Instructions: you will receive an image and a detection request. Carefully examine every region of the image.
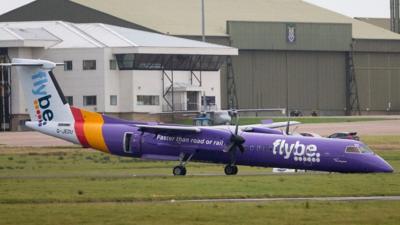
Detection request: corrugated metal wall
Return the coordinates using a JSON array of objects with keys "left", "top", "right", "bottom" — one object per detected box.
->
[
  {"left": 232, "top": 50, "right": 346, "bottom": 114},
  {"left": 192, "top": 23, "right": 400, "bottom": 114},
  {"left": 225, "top": 21, "right": 350, "bottom": 114},
  {"left": 354, "top": 52, "right": 400, "bottom": 111},
  {"left": 227, "top": 21, "right": 352, "bottom": 51}
]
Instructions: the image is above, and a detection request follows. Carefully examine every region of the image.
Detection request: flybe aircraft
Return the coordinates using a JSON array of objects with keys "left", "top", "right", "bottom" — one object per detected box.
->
[{"left": 7, "top": 58, "right": 394, "bottom": 176}]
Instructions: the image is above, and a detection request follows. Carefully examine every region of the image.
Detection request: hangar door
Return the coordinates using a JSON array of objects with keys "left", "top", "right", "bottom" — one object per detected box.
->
[
  {"left": 354, "top": 52, "right": 400, "bottom": 111},
  {"left": 232, "top": 50, "right": 346, "bottom": 115}
]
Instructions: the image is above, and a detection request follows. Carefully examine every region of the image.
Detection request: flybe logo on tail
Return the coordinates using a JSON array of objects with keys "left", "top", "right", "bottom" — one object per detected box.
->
[{"left": 32, "top": 71, "right": 53, "bottom": 126}]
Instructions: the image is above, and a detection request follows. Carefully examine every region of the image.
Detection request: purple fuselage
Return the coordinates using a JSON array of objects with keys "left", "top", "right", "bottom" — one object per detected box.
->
[{"left": 101, "top": 123, "right": 394, "bottom": 173}]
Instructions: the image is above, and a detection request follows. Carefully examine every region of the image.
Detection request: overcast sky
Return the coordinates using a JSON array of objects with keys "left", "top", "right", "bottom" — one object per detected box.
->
[
  {"left": 0, "top": 0, "right": 391, "bottom": 18},
  {"left": 304, "top": 0, "right": 390, "bottom": 18}
]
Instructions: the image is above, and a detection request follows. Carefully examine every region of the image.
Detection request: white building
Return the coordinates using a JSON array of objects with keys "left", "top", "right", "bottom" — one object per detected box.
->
[{"left": 0, "top": 21, "right": 237, "bottom": 131}]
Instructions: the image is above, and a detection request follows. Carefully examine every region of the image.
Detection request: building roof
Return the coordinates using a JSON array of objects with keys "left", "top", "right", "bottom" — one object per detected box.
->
[
  {"left": 0, "top": 21, "right": 238, "bottom": 55},
  {"left": 355, "top": 17, "right": 391, "bottom": 31},
  {"left": 0, "top": 26, "right": 61, "bottom": 48},
  {"left": 72, "top": 0, "right": 400, "bottom": 40}
]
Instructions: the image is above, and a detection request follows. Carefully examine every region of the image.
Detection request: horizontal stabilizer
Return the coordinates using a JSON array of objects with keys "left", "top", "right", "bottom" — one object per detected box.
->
[{"left": 0, "top": 60, "right": 63, "bottom": 69}]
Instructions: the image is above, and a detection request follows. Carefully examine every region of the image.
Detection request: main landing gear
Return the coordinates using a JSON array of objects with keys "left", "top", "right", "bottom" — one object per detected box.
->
[
  {"left": 173, "top": 152, "right": 194, "bottom": 176},
  {"left": 173, "top": 165, "right": 187, "bottom": 176},
  {"left": 224, "top": 164, "right": 238, "bottom": 175},
  {"left": 172, "top": 152, "right": 240, "bottom": 176},
  {"left": 174, "top": 164, "right": 239, "bottom": 176}
]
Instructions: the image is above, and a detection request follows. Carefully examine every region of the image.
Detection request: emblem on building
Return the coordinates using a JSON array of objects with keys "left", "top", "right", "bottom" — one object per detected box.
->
[{"left": 287, "top": 24, "right": 296, "bottom": 43}]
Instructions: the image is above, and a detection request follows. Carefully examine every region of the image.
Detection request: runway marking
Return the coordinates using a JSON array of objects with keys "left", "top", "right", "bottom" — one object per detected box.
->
[
  {"left": 168, "top": 196, "right": 400, "bottom": 204},
  {"left": 2, "top": 196, "right": 400, "bottom": 205},
  {"left": 1, "top": 170, "right": 399, "bottom": 180}
]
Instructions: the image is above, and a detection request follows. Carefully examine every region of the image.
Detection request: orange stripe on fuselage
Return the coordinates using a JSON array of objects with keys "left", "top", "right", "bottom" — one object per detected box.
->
[{"left": 80, "top": 110, "right": 109, "bottom": 153}]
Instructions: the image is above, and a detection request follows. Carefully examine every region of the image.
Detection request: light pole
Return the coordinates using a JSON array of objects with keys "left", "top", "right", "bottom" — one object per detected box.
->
[{"left": 201, "top": 0, "right": 206, "bottom": 42}]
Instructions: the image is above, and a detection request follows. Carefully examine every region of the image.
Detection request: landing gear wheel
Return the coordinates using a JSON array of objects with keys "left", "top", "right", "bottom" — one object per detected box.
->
[
  {"left": 173, "top": 166, "right": 187, "bottom": 176},
  {"left": 224, "top": 165, "right": 238, "bottom": 175}
]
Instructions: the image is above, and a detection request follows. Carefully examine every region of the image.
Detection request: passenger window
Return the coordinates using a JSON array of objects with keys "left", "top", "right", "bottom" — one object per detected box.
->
[{"left": 345, "top": 146, "right": 360, "bottom": 154}]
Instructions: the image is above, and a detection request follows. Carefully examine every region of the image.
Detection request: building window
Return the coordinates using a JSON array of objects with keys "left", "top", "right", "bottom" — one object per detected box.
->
[
  {"left": 110, "top": 60, "right": 117, "bottom": 70},
  {"left": 137, "top": 95, "right": 159, "bottom": 105},
  {"left": 65, "top": 96, "right": 73, "bottom": 105},
  {"left": 64, "top": 61, "right": 73, "bottom": 71},
  {"left": 201, "top": 96, "right": 216, "bottom": 106},
  {"left": 110, "top": 95, "right": 118, "bottom": 106},
  {"left": 83, "top": 95, "right": 97, "bottom": 106},
  {"left": 83, "top": 60, "right": 96, "bottom": 70},
  {"left": 115, "top": 54, "right": 226, "bottom": 71}
]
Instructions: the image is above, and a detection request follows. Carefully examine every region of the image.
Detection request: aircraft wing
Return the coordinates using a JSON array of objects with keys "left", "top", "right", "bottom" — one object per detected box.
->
[
  {"left": 136, "top": 124, "right": 201, "bottom": 134},
  {"left": 240, "top": 121, "right": 301, "bottom": 129},
  {"left": 262, "top": 121, "right": 301, "bottom": 129}
]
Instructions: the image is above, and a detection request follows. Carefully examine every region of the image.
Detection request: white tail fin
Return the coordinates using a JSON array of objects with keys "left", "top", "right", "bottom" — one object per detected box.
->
[{"left": 13, "top": 58, "right": 74, "bottom": 125}]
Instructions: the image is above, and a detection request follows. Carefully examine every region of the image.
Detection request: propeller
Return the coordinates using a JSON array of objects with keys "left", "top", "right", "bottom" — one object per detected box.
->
[
  {"left": 285, "top": 120, "right": 290, "bottom": 135},
  {"left": 285, "top": 108, "right": 291, "bottom": 135},
  {"left": 223, "top": 110, "right": 246, "bottom": 153}
]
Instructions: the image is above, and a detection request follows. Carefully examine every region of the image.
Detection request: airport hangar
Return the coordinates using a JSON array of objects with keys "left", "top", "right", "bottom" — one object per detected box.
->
[
  {"left": 2, "top": 0, "right": 400, "bottom": 122},
  {"left": 0, "top": 21, "right": 237, "bottom": 131}
]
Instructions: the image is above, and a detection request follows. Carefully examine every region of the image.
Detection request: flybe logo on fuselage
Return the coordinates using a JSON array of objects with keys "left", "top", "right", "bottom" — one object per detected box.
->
[
  {"left": 272, "top": 139, "right": 321, "bottom": 163},
  {"left": 32, "top": 71, "right": 53, "bottom": 127}
]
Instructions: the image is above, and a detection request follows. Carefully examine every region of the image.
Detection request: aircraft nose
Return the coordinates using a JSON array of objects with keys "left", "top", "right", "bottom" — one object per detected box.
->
[{"left": 373, "top": 156, "right": 394, "bottom": 173}]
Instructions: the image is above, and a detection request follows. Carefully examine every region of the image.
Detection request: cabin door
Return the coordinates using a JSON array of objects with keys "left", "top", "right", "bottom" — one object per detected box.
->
[{"left": 123, "top": 132, "right": 142, "bottom": 157}]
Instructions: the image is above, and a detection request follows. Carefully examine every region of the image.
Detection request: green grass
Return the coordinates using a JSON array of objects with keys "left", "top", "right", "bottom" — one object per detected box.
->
[
  {"left": 0, "top": 201, "right": 399, "bottom": 225},
  {"left": 1, "top": 171, "right": 399, "bottom": 204},
  {"left": 362, "top": 135, "right": 400, "bottom": 149},
  {"left": 0, "top": 136, "right": 400, "bottom": 224},
  {"left": 178, "top": 116, "right": 395, "bottom": 125},
  {"left": 0, "top": 147, "right": 266, "bottom": 177}
]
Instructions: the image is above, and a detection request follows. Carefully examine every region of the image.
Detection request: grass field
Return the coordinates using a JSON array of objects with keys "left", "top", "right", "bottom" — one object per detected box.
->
[
  {"left": 0, "top": 136, "right": 400, "bottom": 224},
  {"left": 1, "top": 201, "right": 399, "bottom": 225}
]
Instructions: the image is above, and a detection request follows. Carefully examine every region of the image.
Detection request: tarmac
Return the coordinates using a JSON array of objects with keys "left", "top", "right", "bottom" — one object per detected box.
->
[
  {"left": 297, "top": 119, "right": 400, "bottom": 136},
  {"left": 0, "top": 131, "right": 73, "bottom": 147}
]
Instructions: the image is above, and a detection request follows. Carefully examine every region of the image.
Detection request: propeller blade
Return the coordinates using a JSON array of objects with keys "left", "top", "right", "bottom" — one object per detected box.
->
[
  {"left": 234, "top": 113, "right": 239, "bottom": 135},
  {"left": 223, "top": 142, "right": 235, "bottom": 153},
  {"left": 232, "top": 135, "right": 245, "bottom": 145},
  {"left": 238, "top": 144, "right": 245, "bottom": 153},
  {"left": 224, "top": 110, "right": 246, "bottom": 156},
  {"left": 285, "top": 120, "right": 290, "bottom": 135}
]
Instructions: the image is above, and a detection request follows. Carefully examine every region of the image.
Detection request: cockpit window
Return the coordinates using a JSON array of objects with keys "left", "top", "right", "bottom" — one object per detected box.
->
[
  {"left": 345, "top": 146, "right": 360, "bottom": 154},
  {"left": 359, "top": 145, "right": 373, "bottom": 154},
  {"left": 345, "top": 145, "right": 374, "bottom": 154}
]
